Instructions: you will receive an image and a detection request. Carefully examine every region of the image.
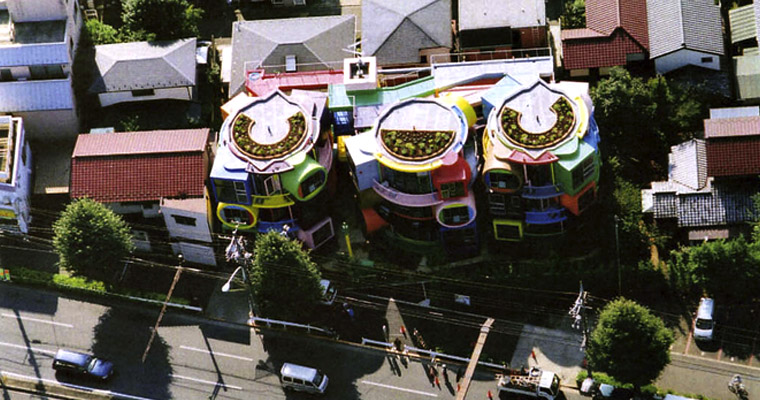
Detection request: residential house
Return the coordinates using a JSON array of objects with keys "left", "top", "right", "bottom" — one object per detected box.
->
[
  {"left": 0, "top": 0, "right": 82, "bottom": 140},
  {"left": 229, "top": 15, "right": 355, "bottom": 97},
  {"left": 210, "top": 89, "right": 336, "bottom": 249},
  {"left": 729, "top": 1, "right": 760, "bottom": 101},
  {"left": 457, "top": 0, "right": 547, "bottom": 55},
  {"left": 89, "top": 38, "right": 197, "bottom": 108},
  {"left": 642, "top": 107, "right": 760, "bottom": 242},
  {"left": 481, "top": 80, "right": 600, "bottom": 241},
  {"left": 343, "top": 96, "right": 478, "bottom": 255},
  {"left": 69, "top": 128, "right": 216, "bottom": 266},
  {"left": 647, "top": 0, "right": 724, "bottom": 74},
  {"left": 560, "top": 0, "right": 649, "bottom": 77},
  {"left": 362, "top": 0, "right": 452, "bottom": 66},
  {"left": 0, "top": 116, "right": 32, "bottom": 234}
]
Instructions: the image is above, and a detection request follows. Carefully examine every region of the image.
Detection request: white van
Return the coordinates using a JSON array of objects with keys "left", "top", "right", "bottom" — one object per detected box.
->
[
  {"left": 280, "top": 363, "right": 329, "bottom": 394},
  {"left": 693, "top": 297, "right": 715, "bottom": 341}
]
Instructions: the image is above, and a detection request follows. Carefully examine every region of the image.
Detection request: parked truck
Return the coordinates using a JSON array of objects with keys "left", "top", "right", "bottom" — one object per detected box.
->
[{"left": 496, "top": 367, "right": 561, "bottom": 399}]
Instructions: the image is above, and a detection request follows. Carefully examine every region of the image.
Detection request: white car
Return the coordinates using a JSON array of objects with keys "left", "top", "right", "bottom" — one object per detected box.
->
[{"left": 693, "top": 297, "right": 715, "bottom": 341}]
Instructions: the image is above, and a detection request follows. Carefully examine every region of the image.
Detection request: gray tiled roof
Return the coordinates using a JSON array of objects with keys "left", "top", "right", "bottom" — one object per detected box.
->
[
  {"left": 0, "top": 79, "right": 73, "bottom": 112},
  {"left": 90, "top": 38, "right": 196, "bottom": 93},
  {"left": 458, "top": 0, "right": 545, "bottom": 31},
  {"left": 362, "top": 0, "right": 452, "bottom": 65},
  {"left": 647, "top": 0, "right": 724, "bottom": 59},
  {"left": 676, "top": 183, "right": 757, "bottom": 227},
  {"left": 729, "top": 4, "right": 757, "bottom": 44},
  {"left": 0, "top": 42, "right": 69, "bottom": 68},
  {"left": 756, "top": 0, "right": 760, "bottom": 43},
  {"left": 229, "top": 15, "right": 356, "bottom": 96}
]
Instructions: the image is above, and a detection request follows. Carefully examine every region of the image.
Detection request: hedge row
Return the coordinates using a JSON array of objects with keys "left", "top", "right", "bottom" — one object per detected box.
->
[
  {"left": 9, "top": 266, "right": 190, "bottom": 305},
  {"left": 575, "top": 370, "right": 716, "bottom": 400}
]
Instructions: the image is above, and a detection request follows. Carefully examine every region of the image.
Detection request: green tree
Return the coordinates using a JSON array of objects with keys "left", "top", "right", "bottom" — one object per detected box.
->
[
  {"left": 561, "top": 0, "right": 586, "bottom": 29},
  {"left": 121, "top": 0, "right": 203, "bottom": 41},
  {"left": 587, "top": 298, "right": 674, "bottom": 389},
  {"left": 85, "top": 19, "right": 122, "bottom": 45},
  {"left": 248, "top": 231, "right": 323, "bottom": 321},
  {"left": 52, "top": 198, "right": 135, "bottom": 283}
]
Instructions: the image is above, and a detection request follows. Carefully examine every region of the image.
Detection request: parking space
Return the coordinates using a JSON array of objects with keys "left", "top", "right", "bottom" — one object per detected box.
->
[{"left": 676, "top": 305, "right": 760, "bottom": 368}]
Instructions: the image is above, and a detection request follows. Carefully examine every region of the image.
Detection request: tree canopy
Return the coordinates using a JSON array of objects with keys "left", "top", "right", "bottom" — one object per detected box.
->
[
  {"left": 248, "top": 231, "right": 323, "bottom": 321},
  {"left": 85, "top": 19, "right": 122, "bottom": 45},
  {"left": 52, "top": 198, "right": 135, "bottom": 283},
  {"left": 587, "top": 298, "right": 674, "bottom": 388},
  {"left": 561, "top": 0, "right": 586, "bottom": 29},
  {"left": 121, "top": 0, "right": 203, "bottom": 41}
]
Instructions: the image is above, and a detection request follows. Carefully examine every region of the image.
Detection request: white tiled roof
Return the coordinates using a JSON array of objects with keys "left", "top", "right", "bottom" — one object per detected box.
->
[{"left": 647, "top": 0, "right": 724, "bottom": 58}]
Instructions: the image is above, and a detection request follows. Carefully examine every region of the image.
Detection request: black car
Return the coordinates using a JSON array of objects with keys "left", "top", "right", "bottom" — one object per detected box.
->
[{"left": 52, "top": 349, "right": 114, "bottom": 380}]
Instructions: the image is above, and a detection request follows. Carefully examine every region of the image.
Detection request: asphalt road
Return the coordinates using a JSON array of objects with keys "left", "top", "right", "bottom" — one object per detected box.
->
[{"left": 0, "top": 284, "right": 508, "bottom": 399}]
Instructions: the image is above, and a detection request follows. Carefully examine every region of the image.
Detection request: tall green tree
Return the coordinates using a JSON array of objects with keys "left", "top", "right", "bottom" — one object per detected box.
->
[
  {"left": 248, "top": 231, "right": 323, "bottom": 321},
  {"left": 52, "top": 198, "right": 135, "bottom": 283},
  {"left": 587, "top": 298, "right": 674, "bottom": 389},
  {"left": 85, "top": 19, "right": 122, "bottom": 45},
  {"left": 121, "top": 0, "right": 203, "bottom": 41},
  {"left": 561, "top": 0, "right": 586, "bottom": 29}
]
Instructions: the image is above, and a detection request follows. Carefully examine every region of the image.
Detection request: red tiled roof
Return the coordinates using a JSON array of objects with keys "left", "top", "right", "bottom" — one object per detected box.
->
[
  {"left": 585, "top": 0, "right": 648, "bottom": 49},
  {"left": 586, "top": 0, "right": 620, "bottom": 35},
  {"left": 246, "top": 69, "right": 345, "bottom": 97},
  {"left": 706, "top": 138, "right": 760, "bottom": 177},
  {"left": 72, "top": 129, "right": 210, "bottom": 157},
  {"left": 704, "top": 116, "right": 760, "bottom": 139},
  {"left": 70, "top": 129, "right": 209, "bottom": 203},
  {"left": 561, "top": 28, "right": 605, "bottom": 40},
  {"left": 617, "top": 0, "right": 648, "bottom": 50},
  {"left": 562, "top": 29, "right": 646, "bottom": 70}
]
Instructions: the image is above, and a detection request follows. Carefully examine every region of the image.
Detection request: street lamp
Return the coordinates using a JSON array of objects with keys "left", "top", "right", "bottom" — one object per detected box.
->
[{"left": 222, "top": 266, "right": 245, "bottom": 292}]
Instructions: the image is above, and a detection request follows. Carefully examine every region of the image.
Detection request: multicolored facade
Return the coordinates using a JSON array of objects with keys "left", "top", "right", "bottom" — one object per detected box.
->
[
  {"left": 344, "top": 96, "right": 479, "bottom": 255},
  {"left": 0, "top": 115, "right": 32, "bottom": 234},
  {"left": 482, "top": 80, "right": 600, "bottom": 241},
  {"left": 210, "top": 90, "right": 335, "bottom": 249}
]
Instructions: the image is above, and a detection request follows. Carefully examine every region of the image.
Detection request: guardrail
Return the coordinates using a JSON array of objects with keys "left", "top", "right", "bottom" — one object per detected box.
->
[
  {"left": 430, "top": 47, "right": 552, "bottom": 65},
  {"left": 250, "top": 316, "right": 334, "bottom": 337}
]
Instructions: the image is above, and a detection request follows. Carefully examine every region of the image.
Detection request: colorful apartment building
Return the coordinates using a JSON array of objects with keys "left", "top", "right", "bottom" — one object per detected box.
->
[
  {"left": 0, "top": 115, "right": 32, "bottom": 234},
  {"left": 481, "top": 80, "right": 600, "bottom": 241},
  {"left": 210, "top": 89, "right": 335, "bottom": 249},
  {"left": 344, "top": 95, "right": 478, "bottom": 255}
]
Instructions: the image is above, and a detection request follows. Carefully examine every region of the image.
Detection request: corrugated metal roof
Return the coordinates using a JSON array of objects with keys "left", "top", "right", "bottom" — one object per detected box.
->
[
  {"left": 709, "top": 106, "right": 759, "bottom": 119},
  {"left": 0, "top": 79, "right": 73, "bottom": 112},
  {"left": 458, "top": 0, "right": 545, "bottom": 31},
  {"left": 704, "top": 116, "right": 760, "bottom": 139},
  {"left": 729, "top": 4, "right": 757, "bottom": 44},
  {"left": 647, "top": 0, "right": 724, "bottom": 58},
  {"left": 0, "top": 42, "right": 69, "bottom": 67},
  {"left": 90, "top": 38, "right": 197, "bottom": 93},
  {"left": 72, "top": 129, "right": 210, "bottom": 158},
  {"left": 735, "top": 54, "right": 760, "bottom": 101}
]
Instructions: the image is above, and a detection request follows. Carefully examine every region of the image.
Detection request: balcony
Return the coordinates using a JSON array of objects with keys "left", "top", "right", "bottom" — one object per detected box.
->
[
  {"left": 524, "top": 207, "right": 567, "bottom": 225},
  {"left": 372, "top": 180, "right": 442, "bottom": 208},
  {"left": 522, "top": 183, "right": 563, "bottom": 199}
]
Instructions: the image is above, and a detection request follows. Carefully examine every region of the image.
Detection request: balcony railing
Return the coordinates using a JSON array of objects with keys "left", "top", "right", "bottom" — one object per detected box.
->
[
  {"left": 372, "top": 180, "right": 442, "bottom": 208},
  {"left": 524, "top": 207, "right": 567, "bottom": 225},
  {"left": 429, "top": 47, "right": 552, "bottom": 65},
  {"left": 522, "top": 183, "right": 563, "bottom": 199}
]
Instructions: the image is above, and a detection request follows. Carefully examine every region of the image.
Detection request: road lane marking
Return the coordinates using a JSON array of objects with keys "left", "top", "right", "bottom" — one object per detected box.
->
[
  {"left": 361, "top": 380, "right": 438, "bottom": 397},
  {"left": 2, "top": 371, "right": 158, "bottom": 400},
  {"left": 0, "top": 341, "right": 57, "bottom": 356},
  {"left": 171, "top": 374, "right": 242, "bottom": 390},
  {"left": 180, "top": 345, "right": 254, "bottom": 362},
  {"left": 2, "top": 313, "right": 73, "bottom": 328}
]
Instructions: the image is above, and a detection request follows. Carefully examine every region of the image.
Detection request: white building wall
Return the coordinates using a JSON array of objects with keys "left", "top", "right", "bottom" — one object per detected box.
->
[
  {"left": 170, "top": 242, "right": 217, "bottom": 266},
  {"left": 98, "top": 87, "right": 195, "bottom": 108},
  {"left": 6, "top": 0, "right": 66, "bottom": 22},
  {"left": 654, "top": 49, "right": 721, "bottom": 74},
  {"left": 161, "top": 205, "right": 212, "bottom": 243}
]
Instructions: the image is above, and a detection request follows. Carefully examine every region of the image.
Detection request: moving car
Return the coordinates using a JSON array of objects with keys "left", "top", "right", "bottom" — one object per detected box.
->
[
  {"left": 693, "top": 297, "right": 715, "bottom": 341},
  {"left": 52, "top": 349, "right": 114, "bottom": 381}
]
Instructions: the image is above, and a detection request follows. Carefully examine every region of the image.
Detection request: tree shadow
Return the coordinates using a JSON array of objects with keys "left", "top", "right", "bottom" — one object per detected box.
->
[{"left": 91, "top": 308, "right": 173, "bottom": 399}]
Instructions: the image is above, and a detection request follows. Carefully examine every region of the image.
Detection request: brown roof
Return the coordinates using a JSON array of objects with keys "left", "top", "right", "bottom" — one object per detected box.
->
[
  {"left": 586, "top": 0, "right": 649, "bottom": 49},
  {"left": 561, "top": 28, "right": 606, "bottom": 40},
  {"left": 704, "top": 116, "right": 760, "bottom": 139},
  {"left": 72, "top": 129, "right": 210, "bottom": 157},
  {"left": 706, "top": 138, "right": 760, "bottom": 177}
]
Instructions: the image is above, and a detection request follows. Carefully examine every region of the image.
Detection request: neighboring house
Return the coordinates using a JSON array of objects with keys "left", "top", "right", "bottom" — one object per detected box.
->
[
  {"left": 344, "top": 96, "right": 479, "bottom": 255},
  {"left": 89, "top": 38, "right": 197, "bottom": 108},
  {"left": 642, "top": 107, "right": 760, "bottom": 243},
  {"left": 560, "top": 0, "right": 649, "bottom": 77},
  {"left": 229, "top": 15, "right": 355, "bottom": 96},
  {"left": 69, "top": 129, "right": 216, "bottom": 266},
  {"left": 362, "top": 0, "right": 452, "bottom": 66},
  {"left": 481, "top": 80, "right": 600, "bottom": 241},
  {"left": 0, "top": 116, "right": 32, "bottom": 234},
  {"left": 729, "top": 1, "right": 760, "bottom": 101},
  {"left": 210, "top": 89, "right": 336, "bottom": 249},
  {"left": 458, "top": 0, "right": 547, "bottom": 54},
  {"left": 0, "top": 0, "right": 82, "bottom": 140},
  {"left": 647, "top": 0, "right": 724, "bottom": 74}
]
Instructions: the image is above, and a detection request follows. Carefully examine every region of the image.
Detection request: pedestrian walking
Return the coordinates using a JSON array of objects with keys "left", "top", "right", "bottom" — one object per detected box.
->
[
  {"left": 442, "top": 364, "right": 449, "bottom": 383},
  {"left": 382, "top": 324, "right": 388, "bottom": 340},
  {"left": 456, "top": 367, "right": 463, "bottom": 382}
]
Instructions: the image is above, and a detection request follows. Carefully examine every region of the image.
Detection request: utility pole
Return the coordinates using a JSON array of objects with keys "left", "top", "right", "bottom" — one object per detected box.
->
[
  {"left": 569, "top": 282, "right": 592, "bottom": 377},
  {"left": 225, "top": 227, "right": 256, "bottom": 318},
  {"left": 142, "top": 254, "right": 183, "bottom": 363},
  {"left": 614, "top": 215, "right": 621, "bottom": 296}
]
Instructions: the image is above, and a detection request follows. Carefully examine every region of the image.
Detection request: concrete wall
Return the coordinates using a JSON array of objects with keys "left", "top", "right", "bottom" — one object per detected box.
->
[
  {"left": 98, "top": 86, "right": 194, "bottom": 108},
  {"left": 655, "top": 49, "right": 721, "bottom": 74}
]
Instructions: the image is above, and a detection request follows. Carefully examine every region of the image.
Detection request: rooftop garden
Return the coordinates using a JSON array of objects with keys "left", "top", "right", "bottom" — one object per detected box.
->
[
  {"left": 500, "top": 96, "right": 575, "bottom": 149},
  {"left": 380, "top": 129, "right": 455, "bottom": 161},
  {"left": 232, "top": 112, "right": 307, "bottom": 159}
]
